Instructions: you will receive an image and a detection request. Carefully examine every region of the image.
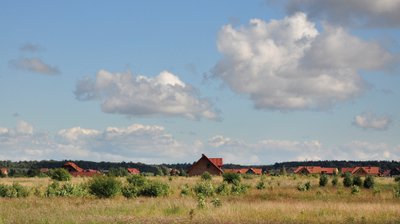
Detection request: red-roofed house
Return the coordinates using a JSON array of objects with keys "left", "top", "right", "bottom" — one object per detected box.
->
[
  {"left": 246, "top": 168, "right": 263, "bottom": 175},
  {"left": 352, "top": 167, "right": 380, "bottom": 176},
  {"left": 63, "top": 162, "right": 100, "bottom": 177},
  {"left": 294, "top": 166, "right": 337, "bottom": 175},
  {"left": 187, "top": 154, "right": 223, "bottom": 176},
  {"left": 341, "top": 167, "right": 355, "bottom": 174},
  {"left": 341, "top": 167, "right": 380, "bottom": 176},
  {"left": 0, "top": 167, "right": 8, "bottom": 176},
  {"left": 294, "top": 166, "right": 322, "bottom": 175},
  {"left": 127, "top": 168, "right": 140, "bottom": 175}
]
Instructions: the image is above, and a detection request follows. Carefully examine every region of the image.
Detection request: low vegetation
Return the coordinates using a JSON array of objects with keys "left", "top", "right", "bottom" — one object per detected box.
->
[{"left": 0, "top": 174, "right": 399, "bottom": 223}]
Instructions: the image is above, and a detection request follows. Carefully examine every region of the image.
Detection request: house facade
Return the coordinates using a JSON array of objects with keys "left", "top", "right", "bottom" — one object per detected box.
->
[
  {"left": 0, "top": 167, "right": 8, "bottom": 176},
  {"left": 187, "top": 154, "right": 223, "bottom": 176}
]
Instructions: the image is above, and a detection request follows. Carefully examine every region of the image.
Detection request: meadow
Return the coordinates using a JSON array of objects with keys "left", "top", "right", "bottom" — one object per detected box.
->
[{"left": 0, "top": 174, "right": 399, "bottom": 224}]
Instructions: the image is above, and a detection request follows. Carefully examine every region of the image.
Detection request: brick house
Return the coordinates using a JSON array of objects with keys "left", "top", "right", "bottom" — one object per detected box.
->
[
  {"left": 187, "top": 154, "right": 223, "bottom": 176},
  {"left": 224, "top": 168, "right": 263, "bottom": 175},
  {"left": 294, "top": 166, "right": 338, "bottom": 175},
  {"left": 341, "top": 166, "right": 380, "bottom": 176},
  {"left": 63, "top": 162, "right": 100, "bottom": 177}
]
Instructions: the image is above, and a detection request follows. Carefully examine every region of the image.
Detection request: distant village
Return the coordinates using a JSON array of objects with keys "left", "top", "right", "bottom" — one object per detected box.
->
[{"left": 1, "top": 154, "right": 400, "bottom": 177}]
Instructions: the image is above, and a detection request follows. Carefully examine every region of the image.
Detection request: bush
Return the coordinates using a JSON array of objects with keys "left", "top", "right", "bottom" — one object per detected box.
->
[
  {"left": 394, "top": 186, "right": 400, "bottom": 198},
  {"left": 231, "top": 182, "right": 249, "bottom": 195},
  {"left": 180, "top": 184, "right": 190, "bottom": 196},
  {"left": 201, "top": 172, "right": 212, "bottom": 181},
  {"left": 193, "top": 181, "right": 214, "bottom": 197},
  {"left": 394, "top": 176, "right": 400, "bottom": 182},
  {"left": 0, "top": 183, "right": 29, "bottom": 198},
  {"left": 139, "top": 181, "right": 169, "bottom": 197},
  {"left": 363, "top": 175, "right": 375, "bottom": 189},
  {"left": 107, "top": 167, "right": 129, "bottom": 177},
  {"left": 222, "top": 173, "right": 241, "bottom": 184},
  {"left": 46, "top": 182, "right": 88, "bottom": 197},
  {"left": 351, "top": 185, "right": 360, "bottom": 195},
  {"left": 49, "top": 168, "right": 71, "bottom": 181},
  {"left": 297, "top": 181, "right": 311, "bottom": 191},
  {"left": 332, "top": 176, "right": 338, "bottom": 186},
  {"left": 319, "top": 174, "right": 328, "bottom": 187},
  {"left": 121, "top": 184, "right": 140, "bottom": 198},
  {"left": 353, "top": 176, "right": 363, "bottom": 187},
  {"left": 215, "top": 182, "right": 231, "bottom": 196},
  {"left": 256, "top": 180, "right": 266, "bottom": 190},
  {"left": 343, "top": 172, "right": 353, "bottom": 187},
  {"left": 197, "top": 194, "right": 206, "bottom": 209},
  {"left": 88, "top": 176, "right": 121, "bottom": 198},
  {"left": 126, "top": 175, "right": 147, "bottom": 186},
  {"left": 211, "top": 197, "right": 222, "bottom": 207}
]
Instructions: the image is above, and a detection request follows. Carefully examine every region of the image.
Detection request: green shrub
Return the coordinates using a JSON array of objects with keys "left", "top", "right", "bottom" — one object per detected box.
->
[
  {"left": 394, "top": 176, "right": 400, "bottom": 182},
  {"left": 140, "top": 181, "right": 169, "bottom": 197},
  {"left": 211, "top": 197, "right": 222, "bottom": 207},
  {"left": 351, "top": 185, "right": 360, "bottom": 195},
  {"left": 242, "top": 174, "right": 255, "bottom": 179},
  {"left": 332, "top": 176, "right": 338, "bottom": 186},
  {"left": 215, "top": 182, "right": 231, "bottom": 196},
  {"left": 353, "top": 176, "right": 363, "bottom": 187},
  {"left": 49, "top": 168, "right": 71, "bottom": 181},
  {"left": 201, "top": 172, "right": 212, "bottom": 181},
  {"left": 107, "top": 167, "right": 129, "bottom": 177},
  {"left": 197, "top": 194, "right": 206, "bottom": 209},
  {"left": 319, "top": 174, "right": 328, "bottom": 187},
  {"left": 0, "top": 183, "right": 29, "bottom": 198},
  {"left": 126, "top": 175, "right": 147, "bottom": 186},
  {"left": 297, "top": 181, "right": 311, "bottom": 191},
  {"left": 231, "top": 182, "right": 249, "bottom": 195},
  {"left": 193, "top": 181, "right": 214, "bottom": 197},
  {"left": 121, "top": 184, "right": 140, "bottom": 198},
  {"left": 363, "top": 175, "right": 375, "bottom": 189},
  {"left": 393, "top": 186, "right": 400, "bottom": 198},
  {"left": 343, "top": 172, "right": 353, "bottom": 187},
  {"left": 180, "top": 184, "right": 190, "bottom": 196},
  {"left": 256, "top": 180, "right": 266, "bottom": 190},
  {"left": 222, "top": 172, "right": 241, "bottom": 184},
  {"left": 46, "top": 182, "right": 88, "bottom": 197},
  {"left": 88, "top": 176, "right": 121, "bottom": 198}
]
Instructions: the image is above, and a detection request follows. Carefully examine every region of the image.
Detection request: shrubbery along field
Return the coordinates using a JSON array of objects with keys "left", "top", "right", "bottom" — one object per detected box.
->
[{"left": 0, "top": 173, "right": 400, "bottom": 223}]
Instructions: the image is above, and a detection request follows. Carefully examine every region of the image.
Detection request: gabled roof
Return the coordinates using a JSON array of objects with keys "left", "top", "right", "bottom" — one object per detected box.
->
[
  {"left": 341, "top": 167, "right": 355, "bottom": 174},
  {"left": 209, "top": 158, "right": 223, "bottom": 167},
  {"left": 320, "top": 167, "right": 337, "bottom": 174},
  {"left": 353, "top": 166, "right": 379, "bottom": 175},
  {"left": 247, "top": 168, "right": 262, "bottom": 175},
  {"left": 127, "top": 168, "right": 140, "bottom": 174},
  {"left": 63, "top": 162, "right": 83, "bottom": 172},
  {"left": 187, "top": 154, "right": 224, "bottom": 174},
  {"left": 294, "top": 166, "right": 321, "bottom": 174}
]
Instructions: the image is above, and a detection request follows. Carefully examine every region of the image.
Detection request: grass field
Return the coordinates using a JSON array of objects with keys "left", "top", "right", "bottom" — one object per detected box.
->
[{"left": 0, "top": 175, "right": 399, "bottom": 223}]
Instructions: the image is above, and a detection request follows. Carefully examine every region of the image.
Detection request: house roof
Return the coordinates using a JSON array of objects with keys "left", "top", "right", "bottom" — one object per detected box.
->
[
  {"left": 341, "top": 167, "right": 355, "bottom": 173},
  {"left": 127, "top": 168, "right": 140, "bottom": 174},
  {"left": 320, "top": 167, "right": 337, "bottom": 174},
  {"left": 63, "top": 162, "right": 84, "bottom": 173},
  {"left": 353, "top": 166, "right": 380, "bottom": 175},
  {"left": 209, "top": 158, "right": 223, "bottom": 167},
  {"left": 247, "top": 168, "right": 263, "bottom": 175},
  {"left": 187, "top": 154, "right": 224, "bottom": 174},
  {"left": 294, "top": 166, "right": 322, "bottom": 174}
]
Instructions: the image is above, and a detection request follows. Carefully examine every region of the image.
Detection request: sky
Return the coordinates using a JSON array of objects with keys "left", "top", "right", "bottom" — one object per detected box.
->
[{"left": 0, "top": 0, "right": 399, "bottom": 165}]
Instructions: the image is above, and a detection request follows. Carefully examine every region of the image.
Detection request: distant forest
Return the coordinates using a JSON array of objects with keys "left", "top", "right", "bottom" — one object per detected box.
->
[{"left": 1, "top": 160, "right": 399, "bottom": 176}]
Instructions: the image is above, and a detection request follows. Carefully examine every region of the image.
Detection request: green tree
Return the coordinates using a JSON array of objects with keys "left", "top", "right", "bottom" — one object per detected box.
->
[
  {"left": 353, "top": 176, "right": 363, "bottom": 187},
  {"left": 363, "top": 175, "right": 375, "bottom": 189},
  {"left": 88, "top": 176, "right": 121, "bottom": 198},
  {"left": 343, "top": 172, "right": 353, "bottom": 187},
  {"left": 201, "top": 172, "right": 212, "bottom": 181},
  {"left": 319, "top": 174, "right": 328, "bottom": 187}
]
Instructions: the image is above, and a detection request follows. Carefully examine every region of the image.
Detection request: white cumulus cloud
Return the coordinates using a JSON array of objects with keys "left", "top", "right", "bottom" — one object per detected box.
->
[
  {"left": 213, "top": 13, "right": 393, "bottom": 110},
  {"left": 75, "top": 70, "right": 218, "bottom": 120},
  {"left": 353, "top": 112, "right": 392, "bottom": 130}
]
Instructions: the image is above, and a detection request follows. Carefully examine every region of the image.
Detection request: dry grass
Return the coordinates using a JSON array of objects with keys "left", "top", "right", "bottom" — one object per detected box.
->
[{"left": 0, "top": 175, "right": 399, "bottom": 223}]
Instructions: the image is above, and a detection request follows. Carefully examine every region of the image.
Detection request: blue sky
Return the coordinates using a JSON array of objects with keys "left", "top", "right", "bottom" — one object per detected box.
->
[{"left": 0, "top": 0, "right": 399, "bottom": 164}]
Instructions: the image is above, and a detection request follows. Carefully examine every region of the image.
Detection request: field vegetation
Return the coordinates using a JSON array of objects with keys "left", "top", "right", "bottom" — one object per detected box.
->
[{"left": 0, "top": 174, "right": 399, "bottom": 223}]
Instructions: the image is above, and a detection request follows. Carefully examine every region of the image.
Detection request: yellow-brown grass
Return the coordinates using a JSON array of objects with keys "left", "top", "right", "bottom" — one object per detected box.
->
[{"left": 0, "top": 175, "right": 399, "bottom": 223}]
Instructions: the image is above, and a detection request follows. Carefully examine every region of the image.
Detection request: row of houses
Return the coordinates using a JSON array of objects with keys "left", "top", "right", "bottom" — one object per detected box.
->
[{"left": 186, "top": 154, "right": 400, "bottom": 177}]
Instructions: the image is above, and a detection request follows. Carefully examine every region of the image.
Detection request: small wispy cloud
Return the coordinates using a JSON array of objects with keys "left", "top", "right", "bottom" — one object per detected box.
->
[
  {"left": 353, "top": 112, "right": 392, "bottom": 130},
  {"left": 9, "top": 57, "right": 60, "bottom": 75},
  {"left": 20, "top": 43, "right": 44, "bottom": 53}
]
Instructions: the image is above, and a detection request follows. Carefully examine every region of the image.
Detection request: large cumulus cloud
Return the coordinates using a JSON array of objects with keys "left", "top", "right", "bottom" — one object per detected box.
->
[
  {"left": 213, "top": 13, "right": 393, "bottom": 110},
  {"left": 75, "top": 70, "right": 218, "bottom": 120}
]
